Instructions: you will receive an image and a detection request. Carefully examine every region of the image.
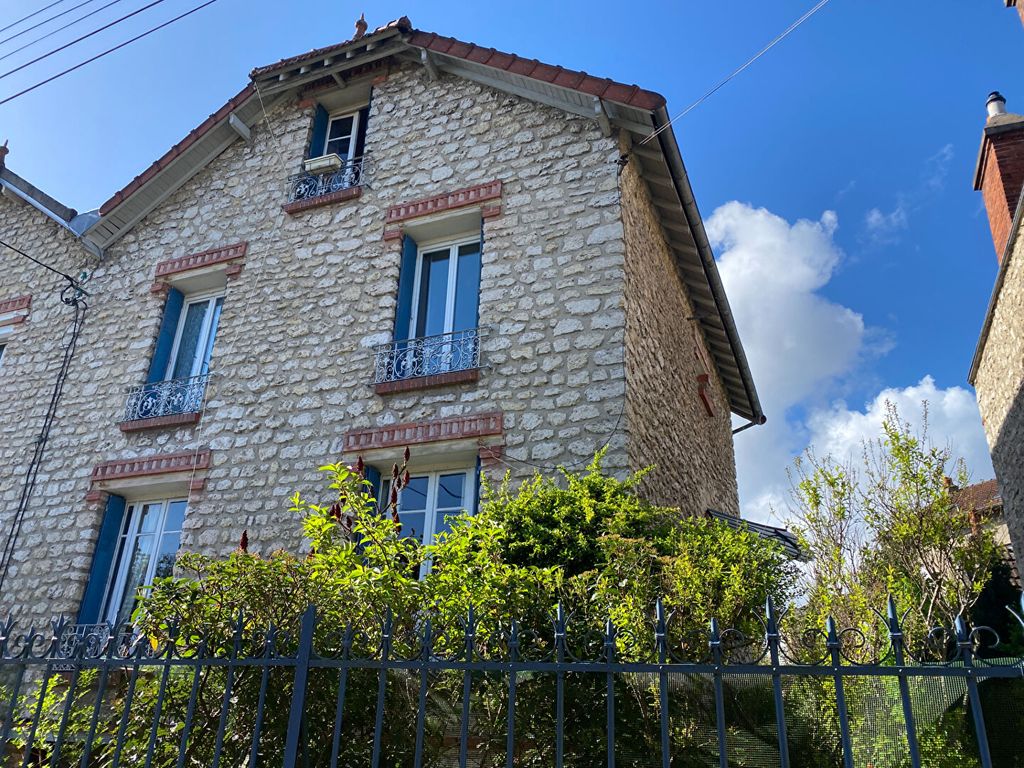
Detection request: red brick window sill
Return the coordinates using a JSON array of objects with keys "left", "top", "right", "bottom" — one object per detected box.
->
[
  {"left": 119, "top": 411, "right": 201, "bottom": 432},
  {"left": 282, "top": 185, "right": 362, "bottom": 215},
  {"left": 374, "top": 368, "right": 480, "bottom": 395}
]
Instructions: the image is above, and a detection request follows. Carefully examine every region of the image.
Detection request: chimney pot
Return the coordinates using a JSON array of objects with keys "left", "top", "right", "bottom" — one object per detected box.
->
[{"left": 988, "top": 91, "right": 1008, "bottom": 118}]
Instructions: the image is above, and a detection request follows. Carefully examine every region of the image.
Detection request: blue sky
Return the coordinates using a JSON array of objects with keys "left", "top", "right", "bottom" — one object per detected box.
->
[{"left": 1, "top": 0, "right": 1019, "bottom": 518}]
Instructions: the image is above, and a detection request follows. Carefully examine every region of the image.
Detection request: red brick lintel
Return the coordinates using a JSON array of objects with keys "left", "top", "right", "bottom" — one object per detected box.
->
[
  {"left": 90, "top": 450, "right": 212, "bottom": 486},
  {"left": 155, "top": 242, "right": 248, "bottom": 279},
  {"left": 343, "top": 411, "right": 503, "bottom": 453},
  {"left": 374, "top": 368, "right": 479, "bottom": 395},
  {"left": 119, "top": 411, "right": 201, "bottom": 432},
  {"left": 282, "top": 185, "right": 362, "bottom": 215},
  {"left": 385, "top": 181, "right": 502, "bottom": 226},
  {"left": 0, "top": 295, "right": 31, "bottom": 315}
]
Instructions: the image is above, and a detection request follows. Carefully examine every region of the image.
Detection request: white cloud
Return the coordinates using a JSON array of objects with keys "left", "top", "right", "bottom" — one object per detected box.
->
[
  {"left": 708, "top": 202, "right": 992, "bottom": 524},
  {"left": 864, "top": 204, "right": 908, "bottom": 243},
  {"left": 804, "top": 377, "right": 993, "bottom": 478}
]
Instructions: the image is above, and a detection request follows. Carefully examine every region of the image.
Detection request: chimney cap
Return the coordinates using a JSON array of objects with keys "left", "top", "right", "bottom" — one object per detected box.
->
[
  {"left": 988, "top": 91, "right": 1008, "bottom": 117},
  {"left": 354, "top": 12, "right": 367, "bottom": 39}
]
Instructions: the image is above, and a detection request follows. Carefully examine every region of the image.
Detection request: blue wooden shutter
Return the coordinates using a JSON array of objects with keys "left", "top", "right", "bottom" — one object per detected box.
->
[
  {"left": 353, "top": 105, "right": 370, "bottom": 159},
  {"left": 364, "top": 465, "right": 382, "bottom": 509},
  {"left": 394, "top": 234, "right": 418, "bottom": 341},
  {"left": 473, "top": 456, "right": 482, "bottom": 515},
  {"left": 78, "top": 494, "right": 127, "bottom": 624},
  {"left": 146, "top": 287, "right": 183, "bottom": 383},
  {"left": 309, "top": 104, "right": 329, "bottom": 159}
]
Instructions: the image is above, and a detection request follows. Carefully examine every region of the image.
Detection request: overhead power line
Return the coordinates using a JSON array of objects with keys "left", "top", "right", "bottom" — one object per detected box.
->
[
  {"left": 0, "top": 0, "right": 68, "bottom": 37},
  {"left": 0, "top": 0, "right": 220, "bottom": 107},
  {"left": 0, "top": 0, "right": 129, "bottom": 65},
  {"left": 0, "top": 0, "right": 171, "bottom": 83},
  {"left": 0, "top": 0, "right": 102, "bottom": 49},
  {"left": 641, "top": 0, "right": 834, "bottom": 145},
  {"left": 0, "top": 237, "right": 86, "bottom": 292}
]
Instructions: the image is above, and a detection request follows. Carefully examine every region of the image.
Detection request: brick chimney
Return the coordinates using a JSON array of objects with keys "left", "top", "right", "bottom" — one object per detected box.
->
[{"left": 974, "top": 91, "right": 1024, "bottom": 261}]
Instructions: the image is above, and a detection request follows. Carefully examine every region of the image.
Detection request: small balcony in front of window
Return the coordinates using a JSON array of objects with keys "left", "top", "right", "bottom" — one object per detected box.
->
[
  {"left": 373, "top": 328, "right": 486, "bottom": 394},
  {"left": 283, "top": 153, "right": 370, "bottom": 214},
  {"left": 120, "top": 372, "right": 213, "bottom": 431}
]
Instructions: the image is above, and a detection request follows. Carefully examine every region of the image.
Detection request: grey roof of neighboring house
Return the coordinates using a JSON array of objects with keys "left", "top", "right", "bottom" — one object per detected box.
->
[
  {"left": 0, "top": 165, "right": 77, "bottom": 224},
  {"left": 706, "top": 509, "right": 805, "bottom": 561}
]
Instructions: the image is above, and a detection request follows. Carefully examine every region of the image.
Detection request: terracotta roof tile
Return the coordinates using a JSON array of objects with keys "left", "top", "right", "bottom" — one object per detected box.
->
[
  {"left": 101, "top": 18, "right": 665, "bottom": 219},
  {"left": 954, "top": 479, "right": 1002, "bottom": 513}
]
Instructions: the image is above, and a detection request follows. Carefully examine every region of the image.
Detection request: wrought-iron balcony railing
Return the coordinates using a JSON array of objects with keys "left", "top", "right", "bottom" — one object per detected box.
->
[
  {"left": 287, "top": 154, "right": 368, "bottom": 204},
  {"left": 122, "top": 373, "right": 212, "bottom": 422},
  {"left": 374, "top": 328, "right": 485, "bottom": 384}
]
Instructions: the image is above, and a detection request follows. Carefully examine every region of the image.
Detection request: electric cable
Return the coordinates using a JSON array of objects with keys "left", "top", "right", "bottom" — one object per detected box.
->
[
  {"left": 0, "top": 292, "right": 87, "bottom": 594},
  {"left": 0, "top": 0, "right": 220, "bottom": 107},
  {"left": 0, "top": 1, "right": 68, "bottom": 37},
  {"left": 640, "top": 0, "right": 833, "bottom": 145},
  {"left": 0, "top": 0, "right": 104, "bottom": 49},
  {"left": 0, "top": 0, "right": 171, "bottom": 83},
  {"left": 0, "top": 237, "right": 87, "bottom": 292},
  {"left": 0, "top": 0, "right": 129, "bottom": 66}
]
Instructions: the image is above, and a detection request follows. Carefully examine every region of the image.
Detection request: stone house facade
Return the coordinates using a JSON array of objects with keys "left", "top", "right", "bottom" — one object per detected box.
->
[{"left": 0, "top": 17, "right": 763, "bottom": 627}]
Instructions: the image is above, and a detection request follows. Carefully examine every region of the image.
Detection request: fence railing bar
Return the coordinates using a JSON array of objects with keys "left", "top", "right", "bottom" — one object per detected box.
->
[
  {"left": 709, "top": 618, "right": 728, "bottom": 768},
  {"left": 108, "top": 646, "right": 144, "bottom": 768},
  {"left": 826, "top": 617, "right": 854, "bottom": 768},
  {"left": 555, "top": 604, "right": 566, "bottom": 768},
  {"left": 370, "top": 609, "right": 393, "bottom": 768},
  {"left": 283, "top": 606, "right": 316, "bottom": 768},
  {"left": 19, "top": 652, "right": 56, "bottom": 768},
  {"left": 247, "top": 652, "right": 272, "bottom": 768},
  {"left": 505, "top": 620, "right": 519, "bottom": 768},
  {"left": 142, "top": 651, "right": 174, "bottom": 768},
  {"left": 887, "top": 598, "right": 922, "bottom": 768},
  {"left": 766, "top": 598, "right": 791, "bottom": 768},
  {"left": 605, "top": 619, "right": 616, "bottom": 768},
  {"left": 412, "top": 620, "right": 431, "bottom": 768},
  {"left": 173, "top": 641, "right": 206, "bottom": 768},
  {"left": 656, "top": 602, "right": 670, "bottom": 768},
  {"left": 211, "top": 617, "right": 243, "bottom": 768},
  {"left": 0, "top": 662, "right": 25, "bottom": 764},
  {"left": 956, "top": 616, "right": 994, "bottom": 768},
  {"left": 78, "top": 655, "right": 111, "bottom": 768},
  {"left": 459, "top": 609, "right": 476, "bottom": 768},
  {"left": 46, "top": 662, "right": 81, "bottom": 767}
]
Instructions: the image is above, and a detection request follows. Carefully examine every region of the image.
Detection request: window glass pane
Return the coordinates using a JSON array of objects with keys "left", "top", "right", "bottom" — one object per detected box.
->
[
  {"left": 164, "top": 500, "right": 187, "bottom": 532},
  {"left": 114, "top": 533, "right": 155, "bottom": 624},
  {"left": 0, "top": 344, "right": 5, "bottom": 366},
  {"left": 199, "top": 298, "right": 223, "bottom": 373},
  {"left": 154, "top": 530, "right": 181, "bottom": 580},
  {"left": 400, "top": 476, "right": 429, "bottom": 511},
  {"left": 137, "top": 502, "right": 164, "bottom": 533},
  {"left": 437, "top": 473, "right": 465, "bottom": 509},
  {"left": 453, "top": 243, "right": 481, "bottom": 332},
  {"left": 170, "top": 301, "right": 208, "bottom": 380},
  {"left": 326, "top": 136, "right": 352, "bottom": 159},
  {"left": 327, "top": 116, "right": 353, "bottom": 140},
  {"left": 415, "top": 250, "right": 450, "bottom": 338},
  {"left": 399, "top": 511, "right": 427, "bottom": 544}
]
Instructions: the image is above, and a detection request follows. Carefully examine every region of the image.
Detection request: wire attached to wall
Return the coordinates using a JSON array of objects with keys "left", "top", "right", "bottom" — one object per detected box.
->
[{"left": 0, "top": 286, "right": 87, "bottom": 594}]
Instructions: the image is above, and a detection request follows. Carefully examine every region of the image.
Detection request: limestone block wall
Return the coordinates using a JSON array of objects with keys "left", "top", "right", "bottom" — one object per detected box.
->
[
  {"left": 0, "top": 194, "right": 95, "bottom": 617},
  {"left": 0, "top": 64, "right": 635, "bottom": 624},
  {"left": 974, "top": 226, "right": 1024, "bottom": 558},
  {"left": 618, "top": 161, "right": 740, "bottom": 515}
]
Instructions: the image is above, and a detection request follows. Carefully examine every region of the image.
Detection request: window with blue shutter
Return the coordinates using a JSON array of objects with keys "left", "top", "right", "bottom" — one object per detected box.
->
[
  {"left": 147, "top": 288, "right": 184, "bottom": 384},
  {"left": 78, "top": 494, "right": 127, "bottom": 624}
]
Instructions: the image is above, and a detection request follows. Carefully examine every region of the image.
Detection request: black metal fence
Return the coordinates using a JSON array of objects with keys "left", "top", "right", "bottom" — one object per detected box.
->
[{"left": 1, "top": 598, "right": 1022, "bottom": 767}]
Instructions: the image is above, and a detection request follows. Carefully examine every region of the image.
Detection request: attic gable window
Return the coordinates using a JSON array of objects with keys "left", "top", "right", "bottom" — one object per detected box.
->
[{"left": 285, "top": 103, "right": 370, "bottom": 213}]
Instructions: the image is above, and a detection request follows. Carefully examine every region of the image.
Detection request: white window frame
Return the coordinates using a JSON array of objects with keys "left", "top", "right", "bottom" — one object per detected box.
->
[
  {"left": 101, "top": 498, "right": 187, "bottom": 626},
  {"left": 164, "top": 289, "right": 224, "bottom": 381},
  {"left": 407, "top": 236, "right": 482, "bottom": 341},
  {"left": 381, "top": 468, "right": 476, "bottom": 573},
  {"left": 323, "top": 111, "right": 362, "bottom": 161}
]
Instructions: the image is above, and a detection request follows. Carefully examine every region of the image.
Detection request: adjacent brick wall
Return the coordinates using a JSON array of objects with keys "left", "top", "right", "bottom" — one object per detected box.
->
[{"left": 979, "top": 125, "right": 1024, "bottom": 260}]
